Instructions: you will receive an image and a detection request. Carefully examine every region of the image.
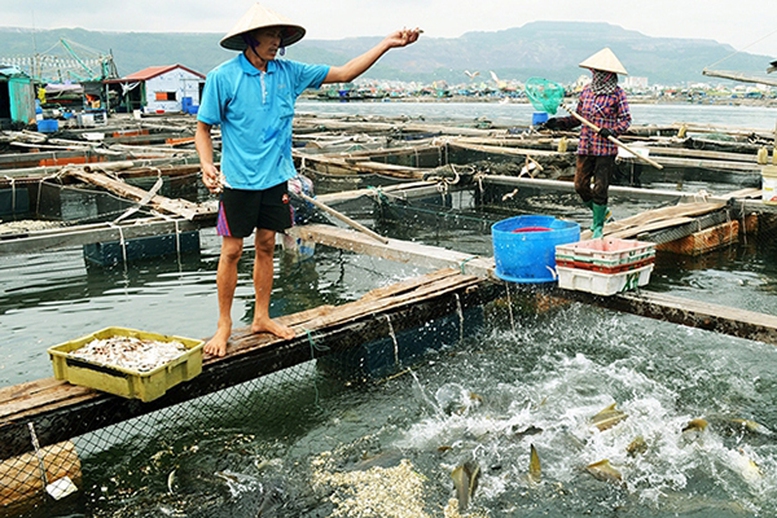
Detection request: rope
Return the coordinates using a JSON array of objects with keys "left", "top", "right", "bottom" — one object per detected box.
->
[
  {"left": 455, "top": 293, "right": 464, "bottom": 344},
  {"left": 27, "top": 422, "right": 49, "bottom": 488},
  {"left": 705, "top": 28, "right": 777, "bottom": 69},
  {"left": 386, "top": 315, "right": 399, "bottom": 367},
  {"left": 106, "top": 223, "right": 128, "bottom": 264},
  {"left": 303, "top": 328, "right": 328, "bottom": 408},
  {"left": 459, "top": 255, "right": 478, "bottom": 275},
  {"left": 4, "top": 176, "right": 15, "bottom": 215},
  {"left": 505, "top": 282, "right": 516, "bottom": 334},
  {"left": 174, "top": 219, "right": 181, "bottom": 257}
]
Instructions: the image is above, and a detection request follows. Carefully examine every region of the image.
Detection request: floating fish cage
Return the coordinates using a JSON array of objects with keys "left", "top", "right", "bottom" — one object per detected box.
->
[
  {"left": 0, "top": 187, "right": 31, "bottom": 219},
  {"left": 318, "top": 308, "right": 485, "bottom": 380},
  {"left": 48, "top": 327, "right": 204, "bottom": 402},
  {"left": 83, "top": 230, "right": 200, "bottom": 266}
]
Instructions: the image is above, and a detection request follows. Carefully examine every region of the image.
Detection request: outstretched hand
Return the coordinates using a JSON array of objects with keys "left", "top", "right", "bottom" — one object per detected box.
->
[{"left": 384, "top": 27, "right": 422, "bottom": 48}]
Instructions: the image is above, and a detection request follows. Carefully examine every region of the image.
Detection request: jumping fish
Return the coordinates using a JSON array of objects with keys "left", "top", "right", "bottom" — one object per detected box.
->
[
  {"left": 451, "top": 460, "right": 480, "bottom": 511},
  {"left": 682, "top": 418, "right": 708, "bottom": 433},
  {"left": 626, "top": 435, "right": 648, "bottom": 457},
  {"left": 586, "top": 459, "right": 622, "bottom": 483},
  {"left": 731, "top": 418, "right": 773, "bottom": 436},
  {"left": 528, "top": 444, "right": 541, "bottom": 484},
  {"left": 167, "top": 469, "right": 176, "bottom": 495},
  {"left": 734, "top": 449, "right": 764, "bottom": 483},
  {"left": 591, "top": 403, "right": 628, "bottom": 432},
  {"left": 512, "top": 424, "right": 543, "bottom": 441}
]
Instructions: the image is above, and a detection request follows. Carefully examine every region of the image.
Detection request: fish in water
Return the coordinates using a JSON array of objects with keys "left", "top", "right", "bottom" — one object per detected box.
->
[
  {"left": 586, "top": 459, "right": 622, "bottom": 483},
  {"left": 512, "top": 424, "right": 543, "bottom": 441},
  {"left": 451, "top": 460, "right": 480, "bottom": 511},
  {"left": 528, "top": 444, "right": 541, "bottom": 484},
  {"left": 682, "top": 418, "right": 708, "bottom": 433},
  {"left": 590, "top": 403, "right": 628, "bottom": 431},
  {"left": 167, "top": 469, "right": 176, "bottom": 495},
  {"left": 731, "top": 418, "right": 773, "bottom": 436},
  {"left": 626, "top": 435, "right": 648, "bottom": 457},
  {"left": 732, "top": 448, "right": 764, "bottom": 484}
]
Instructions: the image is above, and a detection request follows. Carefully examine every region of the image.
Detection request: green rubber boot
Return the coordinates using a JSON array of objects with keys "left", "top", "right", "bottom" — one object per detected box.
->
[{"left": 591, "top": 203, "right": 608, "bottom": 239}]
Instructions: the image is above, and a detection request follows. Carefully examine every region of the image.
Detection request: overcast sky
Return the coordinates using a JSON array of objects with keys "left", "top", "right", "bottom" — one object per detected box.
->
[{"left": 1, "top": 0, "right": 775, "bottom": 57}]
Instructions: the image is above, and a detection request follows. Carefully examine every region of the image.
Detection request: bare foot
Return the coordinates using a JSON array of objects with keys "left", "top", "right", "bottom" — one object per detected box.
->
[
  {"left": 204, "top": 323, "right": 231, "bottom": 357},
  {"left": 252, "top": 317, "right": 296, "bottom": 340}
]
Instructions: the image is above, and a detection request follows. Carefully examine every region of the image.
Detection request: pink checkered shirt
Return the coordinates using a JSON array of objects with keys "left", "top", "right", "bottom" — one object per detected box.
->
[{"left": 564, "top": 86, "right": 631, "bottom": 156}]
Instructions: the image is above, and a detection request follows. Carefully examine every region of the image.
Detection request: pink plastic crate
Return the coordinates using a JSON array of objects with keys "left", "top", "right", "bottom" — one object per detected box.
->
[{"left": 555, "top": 238, "right": 655, "bottom": 268}]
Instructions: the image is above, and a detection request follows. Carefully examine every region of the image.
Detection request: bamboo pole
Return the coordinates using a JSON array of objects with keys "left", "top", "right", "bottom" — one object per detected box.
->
[
  {"left": 295, "top": 192, "right": 390, "bottom": 244},
  {"left": 561, "top": 103, "right": 664, "bottom": 169}
]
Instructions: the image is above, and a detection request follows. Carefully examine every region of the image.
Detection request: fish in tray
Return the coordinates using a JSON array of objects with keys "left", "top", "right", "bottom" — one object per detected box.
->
[{"left": 69, "top": 336, "right": 189, "bottom": 372}]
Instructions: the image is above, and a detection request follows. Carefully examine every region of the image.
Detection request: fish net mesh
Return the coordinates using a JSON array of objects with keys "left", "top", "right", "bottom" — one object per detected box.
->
[
  {"left": 1, "top": 334, "right": 439, "bottom": 517},
  {"left": 524, "top": 77, "right": 565, "bottom": 115}
]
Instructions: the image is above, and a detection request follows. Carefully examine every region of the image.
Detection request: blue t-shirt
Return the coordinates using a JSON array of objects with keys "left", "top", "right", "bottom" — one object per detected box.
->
[{"left": 198, "top": 53, "right": 329, "bottom": 190}]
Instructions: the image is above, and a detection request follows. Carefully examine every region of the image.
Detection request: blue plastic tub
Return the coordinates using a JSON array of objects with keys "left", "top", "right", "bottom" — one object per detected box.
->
[
  {"left": 532, "top": 112, "right": 549, "bottom": 126},
  {"left": 491, "top": 215, "right": 580, "bottom": 283},
  {"left": 37, "top": 119, "right": 59, "bottom": 133}
]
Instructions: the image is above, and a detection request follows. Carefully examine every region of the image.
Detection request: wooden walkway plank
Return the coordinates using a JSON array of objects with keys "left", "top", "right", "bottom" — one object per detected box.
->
[{"left": 286, "top": 223, "right": 495, "bottom": 279}]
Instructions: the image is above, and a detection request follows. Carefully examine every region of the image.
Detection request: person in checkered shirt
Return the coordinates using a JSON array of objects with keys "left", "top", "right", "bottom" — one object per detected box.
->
[{"left": 542, "top": 48, "right": 632, "bottom": 238}]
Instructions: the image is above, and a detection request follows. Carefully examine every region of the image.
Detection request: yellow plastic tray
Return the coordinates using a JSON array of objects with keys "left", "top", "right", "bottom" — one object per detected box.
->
[{"left": 48, "top": 327, "right": 204, "bottom": 402}]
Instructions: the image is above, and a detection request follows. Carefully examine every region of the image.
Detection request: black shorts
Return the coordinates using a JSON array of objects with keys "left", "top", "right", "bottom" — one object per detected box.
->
[{"left": 215, "top": 182, "right": 292, "bottom": 238}]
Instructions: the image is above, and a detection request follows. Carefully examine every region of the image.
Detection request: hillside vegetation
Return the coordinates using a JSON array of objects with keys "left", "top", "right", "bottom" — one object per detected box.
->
[{"left": 0, "top": 21, "right": 771, "bottom": 86}]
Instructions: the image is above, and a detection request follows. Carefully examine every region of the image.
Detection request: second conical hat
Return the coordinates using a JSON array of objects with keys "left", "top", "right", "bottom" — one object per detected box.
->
[
  {"left": 579, "top": 48, "right": 628, "bottom": 76},
  {"left": 220, "top": 3, "right": 306, "bottom": 51}
]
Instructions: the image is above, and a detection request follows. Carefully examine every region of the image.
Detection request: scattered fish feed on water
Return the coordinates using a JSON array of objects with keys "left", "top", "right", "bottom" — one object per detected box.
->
[{"left": 69, "top": 336, "right": 188, "bottom": 372}]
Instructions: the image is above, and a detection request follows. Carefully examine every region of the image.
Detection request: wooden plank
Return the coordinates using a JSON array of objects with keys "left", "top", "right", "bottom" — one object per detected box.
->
[
  {"left": 449, "top": 141, "right": 563, "bottom": 158},
  {"left": 593, "top": 201, "right": 727, "bottom": 239},
  {"left": 315, "top": 181, "right": 439, "bottom": 205},
  {"left": 479, "top": 174, "right": 751, "bottom": 206},
  {"left": 64, "top": 168, "right": 204, "bottom": 220},
  {"left": 286, "top": 223, "right": 495, "bottom": 278},
  {"left": 618, "top": 154, "right": 759, "bottom": 173},
  {"left": 0, "top": 217, "right": 212, "bottom": 256},
  {"left": 644, "top": 145, "right": 762, "bottom": 163},
  {"left": 562, "top": 288, "right": 777, "bottom": 346}
]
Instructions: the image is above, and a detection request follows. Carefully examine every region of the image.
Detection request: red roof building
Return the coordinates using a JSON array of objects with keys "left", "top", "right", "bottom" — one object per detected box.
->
[{"left": 105, "top": 64, "right": 205, "bottom": 114}]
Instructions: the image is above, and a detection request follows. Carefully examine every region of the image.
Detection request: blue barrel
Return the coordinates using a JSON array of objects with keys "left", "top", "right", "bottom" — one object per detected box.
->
[
  {"left": 37, "top": 119, "right": 59, "bottom": 133},
  {"left": 491, "top": 215, "right": 580, "bottom": 283},
  {"left": 532, "top": 112, "right": 549, "bottom": 125}
]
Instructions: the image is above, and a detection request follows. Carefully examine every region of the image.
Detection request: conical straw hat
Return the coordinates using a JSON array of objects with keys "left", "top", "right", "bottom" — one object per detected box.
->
[
  {"left": 220, "top": 3, "right": 306, "bottom": 51},
  {"left": 579, "top": 48, "right": 628, "bottom": 76}
]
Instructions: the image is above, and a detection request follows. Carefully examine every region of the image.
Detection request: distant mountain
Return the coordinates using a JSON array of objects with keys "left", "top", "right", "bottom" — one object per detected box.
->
[{"left": 0, "top": 22, "right": 772, "bottom": 86}]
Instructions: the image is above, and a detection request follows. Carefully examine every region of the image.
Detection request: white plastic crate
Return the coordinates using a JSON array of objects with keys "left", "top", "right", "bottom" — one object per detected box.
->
[
  {"left": 557, "top": 264, "right": 654, "bottom": 296},
  {"left": 555, "top": 238, "right": 655, "bottom": 268}
]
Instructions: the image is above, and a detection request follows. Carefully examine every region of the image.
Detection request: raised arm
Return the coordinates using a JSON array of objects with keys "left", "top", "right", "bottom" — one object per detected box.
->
[{"left": 323, "top": 28, "right": 421, "bottom": 84}]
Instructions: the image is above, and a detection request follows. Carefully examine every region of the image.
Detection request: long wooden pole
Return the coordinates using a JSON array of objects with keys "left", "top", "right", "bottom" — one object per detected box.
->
[
  {"left": 295, "top": 192, "right": 390, "bottom": 244},
  {"left": 562, "top": 103, "right": 664, "bottom": 170}
]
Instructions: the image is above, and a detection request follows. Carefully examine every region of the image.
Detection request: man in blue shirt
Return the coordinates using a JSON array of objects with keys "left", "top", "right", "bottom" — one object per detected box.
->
[{"left": 196, "top": 3, "right": 420, "bottom": 357}]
